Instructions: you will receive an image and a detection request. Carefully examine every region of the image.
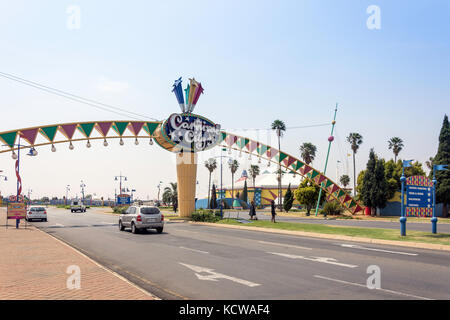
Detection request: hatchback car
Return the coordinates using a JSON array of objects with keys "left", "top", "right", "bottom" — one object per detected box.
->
[
  {"left": 118, "top": 206, "right": 164, "bottom": 234},
  {"left": 26, "top": 206, "right": 47, "bottom": 222}
]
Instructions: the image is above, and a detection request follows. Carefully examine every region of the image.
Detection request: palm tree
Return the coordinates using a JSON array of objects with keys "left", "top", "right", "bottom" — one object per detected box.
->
[
  {"left": 162, "top": 182, "right": 177, "bottom": 206},
  {"left": 388, "top": 137, "right": 404, "bottom": 162},
  {"left": 205, "top": 158, "right": 217, "bottom": 209},
  {"left": 299, "top": 142, "right": 317, "bottom": 165},
  {"left": 249, "top": 165, "right": 260, "bottom": 201},
  {"left": 340, "top": 174, "right": 350, "bottom": 188},
  {"left": 228, "top": 159, "right": 239, "bottom": 203},
  {"left": 271, "top": 119, "right": 286, "bottom": 211},
  {"left": 425, "top": 157, "right": 434, "bottom": 171},
  {"left": 347, "top": 132, "right": 363, "bottom": 196}
]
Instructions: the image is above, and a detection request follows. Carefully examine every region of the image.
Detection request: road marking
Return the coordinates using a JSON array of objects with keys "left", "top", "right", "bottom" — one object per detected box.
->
[
  {"left": 314, "top": 275, "right": 432, "bottom": 300},
  {"left": 268, "top": 252, "right": 358, "bottom": 268},
  {"left": 101, "top": 222, "right": 117, "bottom": 225},
  {"left": 258, "top": 240, "right": 312, "bottom": 250},
  {"left": 179, "top": 246, "right": 209, "bottom": 254},
  {"left": 179, "top": 263, "right": 261, "bottom": 287},
  {"left": 337, "top": 243, "right": 418, "bottom": 256},
  {"left": 48, "top": 223, "right": 64, "bottom": 228}
]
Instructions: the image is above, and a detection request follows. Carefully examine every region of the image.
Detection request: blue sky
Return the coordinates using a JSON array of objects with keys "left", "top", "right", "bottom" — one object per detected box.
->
[{"left": 0, "top": 0, "right": 448, "bottom": 200}]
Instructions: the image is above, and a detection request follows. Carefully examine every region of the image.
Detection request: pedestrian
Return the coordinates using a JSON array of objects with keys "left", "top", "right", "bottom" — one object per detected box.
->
[
  {"left": 173, "top": 199, "right": 178, "bottom": 213},
  {"left": 271, "top": 200, "right": 276, "bottom": 223},
  {"left": 249, "top": 201, "right": 256, "bottom": 220}
]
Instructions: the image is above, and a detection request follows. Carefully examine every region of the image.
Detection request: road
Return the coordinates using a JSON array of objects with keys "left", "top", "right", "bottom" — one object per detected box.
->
[
  {"left": 222, "top": 211, "right": 450, "bottom": 233},
  {"left": 32, "top": 207, "right": 450, "bottom": 300}
]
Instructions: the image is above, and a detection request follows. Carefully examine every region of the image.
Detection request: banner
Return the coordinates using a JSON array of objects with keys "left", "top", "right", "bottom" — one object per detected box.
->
[{"left": 7, "top": 202, "right": 27, "bottom": 220}]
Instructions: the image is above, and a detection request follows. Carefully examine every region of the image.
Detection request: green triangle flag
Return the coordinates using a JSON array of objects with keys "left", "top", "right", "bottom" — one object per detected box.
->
[
  {"left": 40, "top": 126, "right": 58, "bottom": 142},
  {"left": 78, "top": 123, "right": 95, "bottom": 138},
  {"left": 0, "top": 131, "right": 17, "bottom": 148},
  {"left": 311, "top": 170, "right": 320, "bottom": 179},
  {"left": 337, "top": 190, "right": 345, "bottom": 199},
  {"left": 145, "top": 122, "right": 160, "bottom": 136},
  {"left": 113, "top": 122, "right": 129, "bottom": 136},
  {"left": 325, "top": 180, "right": 334, "bottom": 188}
]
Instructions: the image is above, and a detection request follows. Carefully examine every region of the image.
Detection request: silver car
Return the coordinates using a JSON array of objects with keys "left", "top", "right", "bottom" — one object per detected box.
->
[
  {"left": 118, "top": 206, "right": 164, "bottom": 234},
  {"left": 26, "top": 206, "right": 48, "bottom": 222}
]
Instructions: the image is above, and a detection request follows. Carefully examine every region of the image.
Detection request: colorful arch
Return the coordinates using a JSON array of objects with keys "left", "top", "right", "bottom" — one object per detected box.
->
[{"left": 0, "top": 122, "right": 364, "bottom": 215}]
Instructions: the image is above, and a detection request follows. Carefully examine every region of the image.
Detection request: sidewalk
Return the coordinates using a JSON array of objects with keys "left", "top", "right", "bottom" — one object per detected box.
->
[{"left": 0, "top": 209, "right": 157, "bottom": 300}]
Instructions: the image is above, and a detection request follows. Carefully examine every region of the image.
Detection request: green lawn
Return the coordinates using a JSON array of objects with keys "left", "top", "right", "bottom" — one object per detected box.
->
[{"left": 217, "top": 219, "right": 450, "bottom": 246}]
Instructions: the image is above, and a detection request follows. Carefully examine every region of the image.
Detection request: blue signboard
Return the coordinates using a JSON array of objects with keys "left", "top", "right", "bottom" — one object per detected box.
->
[
  {"left": 406, "top": 185, "right": 432, "bottom": 208},
  {"left": 117, "top": 194, "right": 131, "bottom": 205}
]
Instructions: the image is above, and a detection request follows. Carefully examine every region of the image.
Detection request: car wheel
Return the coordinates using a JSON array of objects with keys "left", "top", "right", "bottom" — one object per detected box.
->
[
  {"left": 44, "top": 219, "right": 47, "bottom": 222},
  {"left": 131, "top": 223, "right": 139, "bottom": 234},
  {"left": 156, "top": 227, "right": 163, "bottom": 234},
  {"left": 119, "top": 220, "right": 125, "bottom": 231}
]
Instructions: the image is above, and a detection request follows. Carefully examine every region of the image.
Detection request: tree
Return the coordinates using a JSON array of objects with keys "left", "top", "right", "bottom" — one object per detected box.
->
[
  {"left": 205, "top": 158, "right": 217, "bottom": 209},
  {"left": 249, "top": 165, "right": 260, "bottom": 200},
  {"left": 361, "top": 149, "right": 388, "bottom": 215},
  {"left": 229, "top": 159, "right": 239, "bottom": 201},
  {"left": 299, "top": 142, "right": 317, "bottom": 165},
  {"left": 347, "top": 132, "right": 363, "bottom": 196},
  {"left": 210, "top": 184, "right": 217, "bottom": 209},
  {"left": 340, "top": 174, "right": 350, "bottom": 188},
  {"left": 240, "top": 180, "right": 248, "bottom": 203},
  {"left": 434, "top": 115, "right": 450, "bottom": 217},
  {"left": 271, "top": 119, "right": 286, "bottom": 211},
  {"left": 283, "top": 183, "right": 294, "bottom": 212},
  {"left": 163, "top": 182, "right": 177, "bottom": 206},
  {"left": 388, "top": 137, "right": 404, "bottom": 163},
  {"left": 294, "top": 179, "right": 324, "bottom": 216}
]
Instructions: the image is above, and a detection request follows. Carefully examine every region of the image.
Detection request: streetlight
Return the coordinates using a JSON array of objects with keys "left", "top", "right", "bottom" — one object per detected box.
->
[
  {"left": 157, "top": 181, "right": 163, "bottom": 204},
  {"left": 114, "top": 173, "right": 127, "bottom": 205},
  {"left": 80, "top": 180, "right": 86, "bottom": 203},
  {"left": 211, "top": 148, "right": 234, "bottom": 219},
  {"left": 65, "top": 185, "right": 71, "bottom": 205}
]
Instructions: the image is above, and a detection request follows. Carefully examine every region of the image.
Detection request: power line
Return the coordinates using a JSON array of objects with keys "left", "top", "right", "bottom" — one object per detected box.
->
[{"left": 0, "top": 71, "right": 160, "bottom": 121}]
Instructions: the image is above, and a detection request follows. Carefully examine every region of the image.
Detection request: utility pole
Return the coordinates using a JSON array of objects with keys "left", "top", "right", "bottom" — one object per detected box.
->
[
  {"left": 65, "top": 185, "right": 70, "bottom": 205},
  {"left": 80, "top": 180, "right": 86, "bottom": 203}
]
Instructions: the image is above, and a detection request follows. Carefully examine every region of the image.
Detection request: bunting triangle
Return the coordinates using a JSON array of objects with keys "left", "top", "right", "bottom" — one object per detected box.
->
[
  {"left": 329, "top": 184, "right": 339, "bottom": 194},
  {"left": 325, "top": 180, "right": 334, "bottom": 188},
  {"left": 353, "top": 205, "right": 363, "bottom": 214},
  {"left": 60, "top": 124, "right": 78, "bottom": 140},
  {"left": 303, "top": 166, "right": 312, "bottom": 175},
  {"left": 343, "top": 194, "right": 352, "bottom": 203},
  {"left": 96, "top": 122, "right": 112, "bottom": 137},
  {"left": 0, "top": 131, "right": 17, "bottom": 148},
  {"left": 317, "top": 175, "right": 327, "bottom": 185},
  {"left": 225, "top": 134, "right": 237, "bottom": 146},
  {"left": 19, "top": 128, "right": 39, "bottom": 145},
  {"left": 113, "top": 122, "right": 130, "bottom": 136},
  {"left": 129, "top": 122, "right": 144, "bottom": 136},
  {"left": 145, "top": 122, "right": 160, "bottom": 136},
  {"left": 337, "top": 190, "right": 345, "bottom": 199},
  {"left": 78, "top": 123, "right": 95, "bottom": 138},
  {"left": 257, "top": 144, "right": 268, "bottom": 155},
  {"left": 311, "top": 170, "right": 320, "bottom": 179},
  {"left": 40, "top": 126, "right": 58, "bottom": 142}
]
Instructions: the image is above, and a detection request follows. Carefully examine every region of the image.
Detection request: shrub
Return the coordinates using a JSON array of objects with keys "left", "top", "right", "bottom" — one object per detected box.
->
[
  {"left": 113, "top": 206, "right": 129, "bottom": 214},
  {"left": 322, "top": 201, "right": 343, "bottom": 216},
  {"left": 192, "top": 210, "right": 221, "bottom": 222}
]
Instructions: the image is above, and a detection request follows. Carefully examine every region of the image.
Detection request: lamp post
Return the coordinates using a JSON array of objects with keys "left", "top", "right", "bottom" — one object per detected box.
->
[
  {"left": 315, "top": 104, "right": 338, "bottom": 216},
  {"left": 157, "top": 181, "right": 163, "bottom": 204},
  {"left": 65, "top": 185, "right": 70, "bottom": 205},
  {"left": 80, "top": 180, "right": 86, "bottom": 203},
  {"left": 211, "top": 148, "right": 233, "bottom": 219},
  {"left": 114, "top": 173, "right": 127, "bottom": 205}
]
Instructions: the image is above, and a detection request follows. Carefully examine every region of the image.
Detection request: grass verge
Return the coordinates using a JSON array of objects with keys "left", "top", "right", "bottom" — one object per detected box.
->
[{"left": 217, "top": 219, "right": 450, "bottom": 246}]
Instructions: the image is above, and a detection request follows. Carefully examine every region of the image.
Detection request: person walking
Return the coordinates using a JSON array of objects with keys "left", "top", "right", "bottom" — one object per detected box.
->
[
  {"left": 271, "top": 200, "right": 276, "bottom": 223},
  {"left": 249, "top": 201, "right": 256, "bottom": 220}
]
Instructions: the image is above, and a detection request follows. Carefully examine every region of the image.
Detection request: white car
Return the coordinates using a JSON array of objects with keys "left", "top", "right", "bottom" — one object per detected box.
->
[
  {"left": 26, "top": 206, "right": 48, "bottom": 222},
  {"left": 71, "top": 200, "right": 86, "bottom": 213}
]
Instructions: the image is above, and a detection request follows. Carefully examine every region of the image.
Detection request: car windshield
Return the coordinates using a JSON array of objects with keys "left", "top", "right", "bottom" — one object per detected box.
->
[
  {"left": 72, "top": 202, "right": 78, "bottom": 205},
  {"left": 140, "top": 207, "right": 160, "bottom": 215},
  {"left": 31, "top": 207, "right": 45, "bottom": 211}
]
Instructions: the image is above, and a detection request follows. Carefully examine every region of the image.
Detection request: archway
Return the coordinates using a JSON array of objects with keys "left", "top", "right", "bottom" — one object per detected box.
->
[{"left": 0, "top": 120, "right": 364, "bottom": 216}]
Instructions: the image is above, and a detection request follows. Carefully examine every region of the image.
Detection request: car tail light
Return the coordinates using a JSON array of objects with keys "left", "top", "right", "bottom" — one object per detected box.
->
[
  {"left": 43, "top": 211, "right": 47, "bottom": 214},
  {"left": 161, "top": 214, "right": 164, "bottom": 221},
  {"left": 137, "top": 215, "right": 142, "bottom": 222}
]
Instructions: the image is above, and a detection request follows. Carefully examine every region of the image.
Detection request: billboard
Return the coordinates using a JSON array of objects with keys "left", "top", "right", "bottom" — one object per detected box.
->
[{"left": 7, "top": 202, "right": 27, "bottom": 220}]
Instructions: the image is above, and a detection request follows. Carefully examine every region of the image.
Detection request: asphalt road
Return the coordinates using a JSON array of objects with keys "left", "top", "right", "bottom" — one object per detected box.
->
[
  {"left": 32, "top": 207, "right": 450, "bottom": 300},
  {"left": 222, "top": 211, "right": 450, "bottom": 233}
]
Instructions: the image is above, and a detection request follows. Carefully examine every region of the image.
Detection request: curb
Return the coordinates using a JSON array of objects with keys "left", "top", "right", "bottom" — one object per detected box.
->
[
  {"left": 190, "top": 222, "right": 450, "bottom": 252},
  {"left": 33, "top": 224, "right": 160, "bottom": 300}
]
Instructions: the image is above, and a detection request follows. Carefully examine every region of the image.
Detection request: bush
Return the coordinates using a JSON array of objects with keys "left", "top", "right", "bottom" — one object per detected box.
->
[
  {"left": 192, "top": 210, "right": 221, "bottom": 222},
  {"left": 113, "top": 206, "right": 129, "bottom": 214},
  {"left": 322, "top": 201, "right": 343, "bottom": 216}
]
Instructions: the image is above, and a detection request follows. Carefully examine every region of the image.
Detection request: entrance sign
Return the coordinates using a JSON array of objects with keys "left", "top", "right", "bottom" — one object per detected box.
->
[
  {"left": 405, "top": 176, "right": 433, "bottom": 217},
  {"left": 159, "top": 113, "right": 221, "bottom": 153},
  {"left": 117, "top": 194, "right": 131, "bottom": 205},
  {"left": 7, "top": 202, "right": 26, "bottom": 220}
]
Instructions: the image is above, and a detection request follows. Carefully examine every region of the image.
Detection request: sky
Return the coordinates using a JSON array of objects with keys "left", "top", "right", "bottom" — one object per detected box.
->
[{"left": 0, "top": 0, "right": 448, "bottom": 200}]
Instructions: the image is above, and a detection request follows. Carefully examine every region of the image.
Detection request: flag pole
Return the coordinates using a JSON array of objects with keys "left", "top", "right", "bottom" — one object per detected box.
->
[{"left": 315, "top": 104, "right": 338, "bottom": 216}]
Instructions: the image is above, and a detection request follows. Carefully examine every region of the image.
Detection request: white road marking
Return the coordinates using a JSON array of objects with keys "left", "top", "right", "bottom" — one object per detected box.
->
[
  {"left": 179, "top": 263, "right": 261, "bottom": 287},
  {"left": 101, "top": 222, "right": 117, "bottom": 225},
  {"left": 314, "top": 275, "right": 432, "bottom": 300},
  {"left": 268, "top": 252, "right": 358, "bottom": 268},
  {"left": 337, "top": 243, "right": 418, "bottom": 256},
  {"left": 49, "top": 223, "right": 64, "bottom": 228},
  {"left": 179, "top": 246, "right": 209, "bottom": 254},
  {"left": 258, "top": 240, "right": 312, "bottom": 250}
]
